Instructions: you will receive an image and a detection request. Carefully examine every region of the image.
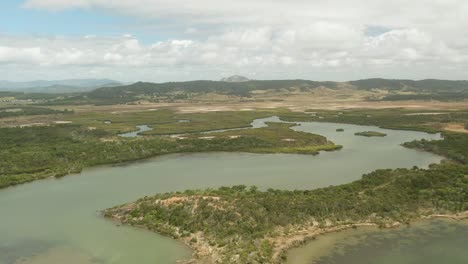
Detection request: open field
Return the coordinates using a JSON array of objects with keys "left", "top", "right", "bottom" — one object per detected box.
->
[{"left": 1, "top": 97, "right": 467, "bottom": 132}]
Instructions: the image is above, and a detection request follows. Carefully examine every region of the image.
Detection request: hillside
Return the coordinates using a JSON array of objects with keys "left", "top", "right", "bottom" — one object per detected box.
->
[
  {"left": 349, "top": 78, "right": 468, "bottom": 92},
  {"left": 3, "top": 78, "right": 468, "bottom": 105},
  {"left": 0, "top": 79, "right": 121, "bottom": 93}
]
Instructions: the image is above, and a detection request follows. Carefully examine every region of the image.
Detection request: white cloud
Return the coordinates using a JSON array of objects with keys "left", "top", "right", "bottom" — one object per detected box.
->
[
  {"left": 4, "top": 0, "right": 468, "bottom": 81},
  {"left": 0, "top": 46, "right": 43, "bottom": 63}
]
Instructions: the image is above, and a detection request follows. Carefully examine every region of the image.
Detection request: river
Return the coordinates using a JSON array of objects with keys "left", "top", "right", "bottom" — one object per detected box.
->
[{"left": 0, "top": 118, "right": 454, "bottom": 264}]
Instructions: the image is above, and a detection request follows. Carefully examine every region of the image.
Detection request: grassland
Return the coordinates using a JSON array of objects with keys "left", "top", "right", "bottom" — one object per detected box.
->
[
  {"left": 0, "top": 106, "right": 72, "bottom": 118},
  {"left": 277, "top": 108, "right": 468, "bottom": 133},
  {"left": 22, "top": 108, "right": 279, "bottom": 135},
  {"left": 141, "top": 111, "right": 277, "bottom": 135}
]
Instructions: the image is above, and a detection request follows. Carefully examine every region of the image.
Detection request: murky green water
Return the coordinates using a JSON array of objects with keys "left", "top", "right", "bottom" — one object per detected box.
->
[
  {"left": 287, "top": 220, "right": 468, "bottom": 264},
  {"left": 0, "top": 118, "right": 453, "bottom": 264},
  {"left": 118, "top": 125, "right": 153, "bottom": 137}
]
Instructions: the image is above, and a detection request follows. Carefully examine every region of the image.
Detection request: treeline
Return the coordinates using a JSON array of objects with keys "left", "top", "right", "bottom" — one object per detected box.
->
[
  {"left": 349, "top": 78, "right": 468, "bottom": 92},
  {"left": 76, "top": 79, "right": 468, "bottom": 105},
  {"left": 404, "top": 132, "right": 468, "bottom": 164},
  {"left": 105, "top": 163, "right": 468, "bottom": 263},
  {"left": 5, "top": 78, "right": 468, "bottom": 105},
  {"left": 0, "top": 107, "right": 72, "bottom": 118},
  {"left": 52, "top": 80, "right": 336, "bottom": 105}
]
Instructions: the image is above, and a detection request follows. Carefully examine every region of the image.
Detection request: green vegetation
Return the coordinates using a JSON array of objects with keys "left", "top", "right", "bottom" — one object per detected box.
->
[
  {"left": 350, "top": 78, "right": 468, "bottom": 92},
  {"left": 354, "top": 131, "right": 387, "bottom": 137},
  {"left": 142, "top": 111, "right": 275, "bottom": 135},
  {"left": 81, "top": 79, "right": 468, "bottom": 105},
  {"left": 2, "top": 107, "right": 467, "bottom": 190},
  {"left": 105, "top": 163, "right": 468, "bottom": 263},
  {"left": 73, "top": 79, "right": 468, "bottom": 105},
  {"left": 0, "top": 117, "right": 340, "bottom": 188},
  {"left": 353, "top": 78, "right": 468, "bottom": 101},
  {"left": 66, "top": 109, "right": 277, "bottom": 135},
  {"left": 278, "top": 108, "right": 468, "bottom": 133},
  {"left": 4, "top": 78, "right": 467, "bottom": 105},
  {"left": 0, "top": 106, "right": 72, "bottom": 118},
  {"left": 0, "top": 91, "right": 69, "bottom": 102},
  {"left": 404, "top": 133, "right": 468, "bottom": 164},
  {"left": 183, "top": 122, "right": 341, "bottom": 154},
  {"left": 40, "top": 80, "right": 337, "bottom": 105}
]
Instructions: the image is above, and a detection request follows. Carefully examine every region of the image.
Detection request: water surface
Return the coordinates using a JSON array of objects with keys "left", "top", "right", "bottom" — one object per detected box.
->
[
  {"left": 0, "top": 118, "right": 449, "bottom": 264},
  {"left": 118, "top": 125, "right": 153, "bottom": 138},
  {"left": 287, "top": 220, "right": 468, "bottom": 264}
]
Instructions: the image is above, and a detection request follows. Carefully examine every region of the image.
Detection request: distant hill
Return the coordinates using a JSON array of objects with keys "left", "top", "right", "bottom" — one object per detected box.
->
[
  {"left": 348, "top": 78, "right": 468, "bottom": 92},
  {"left": 6, "top": 78, "right": 468, "bottom": 105},
  {"left": 89, "top": 78, "right": 468, "bottom": 97},
  {"left": 77, "top": 78, "right": 468, "bottom": 104},
  {"left": 0, "top": 79, "right": 122, "bottom": 93},
  {"left": 347, "top": 79, "right": 468, "bottom": 101},
  {"left": 85, "top": 79, "right": 337, "bottom": 102},
  {"left": 220, "top": 75, "right": 250, "bottom": 82}
]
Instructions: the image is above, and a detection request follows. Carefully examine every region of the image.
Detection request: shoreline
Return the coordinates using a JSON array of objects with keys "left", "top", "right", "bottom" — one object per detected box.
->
[
  {"left": 122, "top": 210, "right": 468, "bottom": 264},
  {"left": 1, "top": 143, "right": 343, "bottom": 190},
  {"left": 274, "top": 211, "right": 468, "bottom": 263}
]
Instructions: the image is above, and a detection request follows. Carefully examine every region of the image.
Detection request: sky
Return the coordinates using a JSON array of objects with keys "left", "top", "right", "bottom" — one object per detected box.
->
[{"left": 1, "top": 0, "right": 468, "bottom": 82}]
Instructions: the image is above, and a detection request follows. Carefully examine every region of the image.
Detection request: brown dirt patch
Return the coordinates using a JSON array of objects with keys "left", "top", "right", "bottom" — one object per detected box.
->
[{"left": 444, "top": 123, "right": 468, "bottom": 134}]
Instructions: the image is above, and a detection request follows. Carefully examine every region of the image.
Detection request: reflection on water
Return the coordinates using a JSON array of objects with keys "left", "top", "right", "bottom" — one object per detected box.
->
[{"left": 287, "top": 220, "right": 468, "bottom": 264}]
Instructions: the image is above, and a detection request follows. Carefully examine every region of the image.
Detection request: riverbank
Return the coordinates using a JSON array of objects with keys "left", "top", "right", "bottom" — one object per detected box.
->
[
  {"left": 106, "top": 205, "right": 468, "bottom": 264},
  {"left": 276, "top": 211, "right": 468, "bottom": 263},
  {"left": 0, "top": 119, "right": 341, "bottom": 189}
]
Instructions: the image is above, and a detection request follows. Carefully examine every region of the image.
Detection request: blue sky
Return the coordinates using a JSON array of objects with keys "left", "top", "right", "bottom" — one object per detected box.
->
[
  {"left": 0, "top": 0, "right": 168, "bottom": 44},
  {"left": 1, "top": 0, "right": 467, "bottom": 82}
]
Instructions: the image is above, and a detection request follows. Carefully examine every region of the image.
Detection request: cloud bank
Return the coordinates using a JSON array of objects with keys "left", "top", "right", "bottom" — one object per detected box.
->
[{"left": 2, "top": 0, "right": 468, "bottom": 81}]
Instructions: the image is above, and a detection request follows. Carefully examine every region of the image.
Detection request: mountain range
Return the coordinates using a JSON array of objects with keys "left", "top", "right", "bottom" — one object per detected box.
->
[{"left": 0, "top": 79, "right": 122, "bottom": 93}]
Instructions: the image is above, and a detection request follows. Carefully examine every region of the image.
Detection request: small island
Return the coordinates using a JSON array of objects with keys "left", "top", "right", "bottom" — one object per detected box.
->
[
  {"left": 354, "top": 131, "right": 387, "bottom": 137},
  {"left": 336, "top": 128, "right": 344, "bottom": 132}
]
